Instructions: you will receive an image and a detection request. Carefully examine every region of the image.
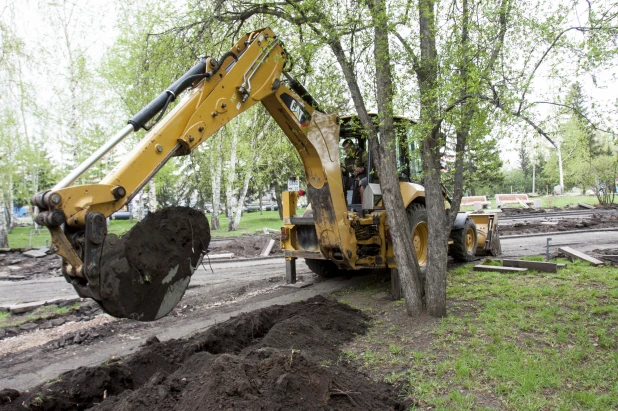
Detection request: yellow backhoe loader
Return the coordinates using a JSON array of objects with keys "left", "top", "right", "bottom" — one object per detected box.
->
[{"left": 32, "top": 28, "right": 500, "bottom": 321}]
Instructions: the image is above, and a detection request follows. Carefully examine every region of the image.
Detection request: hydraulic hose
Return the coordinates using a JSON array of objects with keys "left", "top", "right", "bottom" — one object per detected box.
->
[{"left": 128, "top": 57, "right": 208, "bottom": 131}]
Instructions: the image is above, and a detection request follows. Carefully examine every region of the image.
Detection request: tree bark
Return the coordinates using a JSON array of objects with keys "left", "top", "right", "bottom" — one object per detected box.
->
[
  {"left": 149, "top": 181, "right": 157, "bottom": 212},
  {"left": 211, "top": 137, "right": 223, "bottom": 231},
  {"left": 232, "top": 168, "right": 251, "bottom": 230},
  {"left": 368, "top": 0, "right": 423, "bottom": 315},
  {"left": 8, "top": 175, "right": 14, "bottom": 233},
  {"left": 0, "top": 197, "right": 8, "bottom": 248},
  {"left": 226, "top": 120, "right": 239, "bottom": 231},
  {"left": 418, "top": 0, "right": 449, "bottom": 317}
]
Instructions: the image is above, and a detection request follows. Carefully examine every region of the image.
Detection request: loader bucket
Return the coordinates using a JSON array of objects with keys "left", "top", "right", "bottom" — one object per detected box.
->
[
  {"left": 469, "top": 213, "right": 501, "bottom": 256},
  {"left": 90, "top": 207, "right": 210, "bottom": 321}
]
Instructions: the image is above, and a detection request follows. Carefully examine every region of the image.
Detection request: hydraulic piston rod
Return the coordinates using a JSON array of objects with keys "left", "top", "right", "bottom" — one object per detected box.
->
[{"left": 53, "top": 123, "right": 134, "bottom": 190}]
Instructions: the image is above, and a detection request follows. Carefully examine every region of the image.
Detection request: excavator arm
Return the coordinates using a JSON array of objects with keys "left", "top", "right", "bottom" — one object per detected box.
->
[{"left": 33, "top": 28, "right": 353, "bottom": 321}]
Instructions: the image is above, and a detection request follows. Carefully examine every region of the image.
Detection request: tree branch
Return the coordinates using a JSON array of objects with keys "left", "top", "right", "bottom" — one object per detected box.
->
[
  {"left": 393, "top": 31, "right": 419, "bottom": 72},
  {"left": 517, "top": 25, "right": 616, "bottom": 114},
  {"left": 528, "top": 100, "right": 614, "bottom": 135}
]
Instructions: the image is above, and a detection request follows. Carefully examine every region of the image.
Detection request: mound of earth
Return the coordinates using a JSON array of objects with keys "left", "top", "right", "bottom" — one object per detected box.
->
[
  {"left": 0, "top": 252, "right": 61, "bottom": 280},
  {"left": 0, "top": 296, "right": 410, "bottom": 410},
  {"left": 210, "top": 234, "right": 283, "bottom": 258},
  {"left": 499, "top": 213, "right": 618, "bottom": 236}
]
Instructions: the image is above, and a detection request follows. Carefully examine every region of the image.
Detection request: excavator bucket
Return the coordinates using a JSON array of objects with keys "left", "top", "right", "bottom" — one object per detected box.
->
[
  {"left": 469, "top": 213, "right": 501, "bottom": 256},
  {"left": 69, "top": 207, "right": 211, "bottom": 321}
]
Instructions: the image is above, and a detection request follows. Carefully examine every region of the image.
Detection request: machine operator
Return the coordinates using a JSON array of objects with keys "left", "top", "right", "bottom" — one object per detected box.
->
[{"left": 341, "top": 139, "right": 368, "bottom": 199}]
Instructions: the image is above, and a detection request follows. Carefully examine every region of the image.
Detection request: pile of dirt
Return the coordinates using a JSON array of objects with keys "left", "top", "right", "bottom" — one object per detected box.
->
[
  {"left": 0, "top": 296, "right": 409, "bottom": 410},
  {"left": 0, "top": 252, "right": 61, "bottom": 280},
  {"left": 499, "top": 213, "right": 618, "bottom": 236},
  {"left": 210, "top": 234, "right": 283, "bottom": 258}
]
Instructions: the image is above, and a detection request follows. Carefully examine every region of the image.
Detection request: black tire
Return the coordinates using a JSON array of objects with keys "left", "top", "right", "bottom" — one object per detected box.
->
[
  {"left": 406, "top": 203, "right": 428, "bottom": 275},
  {"left": 449, "top": 218, "right": 478, "bottom": 262},
  {"left": 304, "top": 259, "right": 344, "bottom": 278}
]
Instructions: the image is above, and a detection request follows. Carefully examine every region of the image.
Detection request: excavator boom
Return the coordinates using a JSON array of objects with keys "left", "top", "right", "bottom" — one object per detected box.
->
[{"left": 33, "top": 28, "right": 351, "bottom": 321}]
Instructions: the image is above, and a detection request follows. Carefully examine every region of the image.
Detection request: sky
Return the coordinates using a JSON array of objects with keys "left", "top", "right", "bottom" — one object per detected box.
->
[{"left": 3, "top": 0, "right": 617, "bottom": 172}]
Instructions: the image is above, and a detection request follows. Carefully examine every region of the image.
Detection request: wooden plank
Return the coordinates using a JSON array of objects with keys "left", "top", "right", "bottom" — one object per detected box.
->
[
  {"left": 502, "top": 259, "right": 557, "bottom": 273},
  {"left": 260, "top": 239, "right": 277, "bottom": 256},
  {"left": 206, "top": 253, "right": 235, "bottom": 260},
  {"left": 578, "top": 202, "right": 595, "bottom": 209},
  {"left": 517, "top": 199, "right": 530, "bottom": 209},
  {"left": 558, "top": 247, "right": 604, "bottom": 266},
  {"left": 473, "top": 265, "right": 528, "bottom": 273}
]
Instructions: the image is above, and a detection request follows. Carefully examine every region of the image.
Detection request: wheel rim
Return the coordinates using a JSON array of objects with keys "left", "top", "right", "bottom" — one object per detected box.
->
[
  {"left": 413, "top": 221, "right": 429, "bottom": 267},
  {"left": 465, "top": 226, "right": 476, "bottom": 253}
]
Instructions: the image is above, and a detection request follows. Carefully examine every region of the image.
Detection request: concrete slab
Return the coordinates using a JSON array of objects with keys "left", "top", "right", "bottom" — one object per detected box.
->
[
  {"left": 559, "top": 246, "right": 604, "bottom": 266},
  {"left": 9, "top": 301, "right": 45, "bottom": 314},
  {"left": 502, "top": 259, "right": 557, "bottom": 273},
  {"left": 260, "top": 239, "right": 276, "bottom": 256},
  {"left": 205, "top": 253, "right": 235, "bottom": 260},
  {"left": 281, "top": 281, "right": 314, "bottom": 289},
  {"left": 23, "top": 250, "right": 46, "bottom": 258},
  {"left": 473, "top": 265, "right": 527, "bottom": 273}
]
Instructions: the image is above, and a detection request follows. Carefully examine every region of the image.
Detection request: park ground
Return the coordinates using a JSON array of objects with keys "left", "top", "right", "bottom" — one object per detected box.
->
[
  {"left": 1, "top": 196, "right": 617, "bottom": 410},
  {"left": 7, "top": 194, "right": 609, "bottom": 249}
]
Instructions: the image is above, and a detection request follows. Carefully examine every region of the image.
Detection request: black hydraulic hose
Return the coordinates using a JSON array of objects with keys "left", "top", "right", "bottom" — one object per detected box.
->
[
  {"left": 283, "top": 72, "right": 324, "bottom": 113},
  {"left": 204, "top": 51, "right": 238, "bottom": 80},
  {"left": 128, "top": 57, "right": 209, "bottom": 131}
]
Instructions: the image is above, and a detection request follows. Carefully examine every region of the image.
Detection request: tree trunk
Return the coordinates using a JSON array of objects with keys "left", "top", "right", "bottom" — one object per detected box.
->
[
  {"left": 368, "top": 0, "right": 423, "bottom": 316},
  {"left": 418, "top": 0, "right": 449, "bottom": 317},
  {"left": 0, "top": 197, "right": 8, "bottom": 248},
  {"left": 225, "top": 121, "right": 239, "bottom": 231},
  {"left": 558, "top": 144, "right": 565, "bottom": 192},
  {"left": 211, "top": 138, "right": 223, "bottom": 231},
  {"left": 8, "top": 175, "right": 14, "bottom": 233},
  {"left": 232, "top": 169, "right": 252, "bottom": 230},
  {"left": 149, "top": 181, "right": 157, "bottom": 212}
]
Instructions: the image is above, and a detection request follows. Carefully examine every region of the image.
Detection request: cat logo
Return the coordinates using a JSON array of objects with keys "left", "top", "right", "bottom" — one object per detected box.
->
[{"left": 280, "top": 93, "right": 311, "bottom": 127}]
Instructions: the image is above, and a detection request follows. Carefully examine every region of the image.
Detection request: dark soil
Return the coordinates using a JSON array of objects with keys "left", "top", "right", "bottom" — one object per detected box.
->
[
  {"left": 0, "top": 296, "right": 410, "bottom": 410},
  {"left": 0, "top": 253, "right": 61, "bottom": 280},
  {"left": 210, "top": 234, "right": 283, "bottom": 258},
  {"left": 97, "top": 206, "right": 211, "bottom": 320},
  {"left": 499, "top": 212, "right": 618, "bottom": 236}
]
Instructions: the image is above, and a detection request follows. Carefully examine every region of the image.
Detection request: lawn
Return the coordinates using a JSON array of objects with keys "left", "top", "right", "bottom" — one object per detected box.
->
[
  {"left": 5, "top": 193, "right": 610, "bottom": 248},
  {"left": 334, "top": 259, "right": 618, "bottom": 410},
  {"left": 7, "top": 210, "right": 290, "bottom": 248}
]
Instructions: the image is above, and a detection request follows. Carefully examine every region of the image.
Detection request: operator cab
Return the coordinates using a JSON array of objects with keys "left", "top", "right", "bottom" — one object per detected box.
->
[{"left": 338, "top": 115, "right": 422, "bottom": 211}]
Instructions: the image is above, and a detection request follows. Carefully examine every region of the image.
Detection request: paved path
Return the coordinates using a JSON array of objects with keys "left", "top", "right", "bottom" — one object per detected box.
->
[
  {"left": 0, "top": 258, "right": 310, "bottom": 306},
  {"left": 4, "top": 230, "right": 618, "bottom": 305},
  {"left": 501, "top": 230, "right": 618, "bottom": 257}
]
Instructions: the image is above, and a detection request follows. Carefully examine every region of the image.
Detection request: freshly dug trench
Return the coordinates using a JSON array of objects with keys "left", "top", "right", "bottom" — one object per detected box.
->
[
  {"left": 96, "top": 206, "right": 210, "bottom": 321},
  {"left": 2, "top": 296, "right": 411, "bottom": 410}
]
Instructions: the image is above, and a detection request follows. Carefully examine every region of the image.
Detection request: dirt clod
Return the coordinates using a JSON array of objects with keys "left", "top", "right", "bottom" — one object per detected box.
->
[{"left": 2, "top": 296, "right": 410, "bottom": 410}]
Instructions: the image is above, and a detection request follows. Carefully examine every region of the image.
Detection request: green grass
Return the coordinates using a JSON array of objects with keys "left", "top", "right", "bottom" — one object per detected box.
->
[
  {"left": 0, "top": 303, "right": 80, "bottom": 329},
  {"left": 337, "top": 260, "right": 618, "bottom": 410},
  {"left": 7, "top": 210, "right": 294, "bottom": 248}
]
